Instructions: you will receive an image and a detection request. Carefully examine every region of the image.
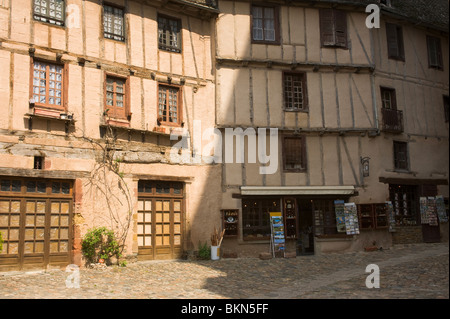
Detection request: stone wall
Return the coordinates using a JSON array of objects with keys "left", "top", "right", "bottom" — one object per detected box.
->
[{"left": 391, "top": 226, "right": 423, "bottom": 245}]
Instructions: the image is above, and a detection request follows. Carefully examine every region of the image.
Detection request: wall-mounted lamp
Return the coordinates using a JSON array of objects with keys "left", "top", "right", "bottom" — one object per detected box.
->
[{"left": 361, "top": 156, "right": 370, "bottom": 177}]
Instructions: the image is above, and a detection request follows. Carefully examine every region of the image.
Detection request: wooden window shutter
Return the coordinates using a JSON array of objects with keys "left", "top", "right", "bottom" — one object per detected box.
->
[
  {"left": 320, "top": 9, "right": 336, "bottom": 46},
  {"left": 386, "top": 23, "right": 404, "bottom": 60},
  {"left": 427, "top": 36, "right": 443, "bottom": 69},
  {"left": 386, "top": 23, "right": 399, "bottom": 58},
  {"left": 334, "top": 10, "right": 347, "bottom": 48}
]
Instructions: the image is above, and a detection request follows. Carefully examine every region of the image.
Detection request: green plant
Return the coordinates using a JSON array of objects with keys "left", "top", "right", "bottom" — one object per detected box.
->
[
  {"left": 119, "top": 260, "right": 128, "bottom": 267},
  {"left": 81, "top": 227, "right": 120, "bottom": 265},
  {"left": 197, "top": 241, "right": 211, "bottom": 260}
]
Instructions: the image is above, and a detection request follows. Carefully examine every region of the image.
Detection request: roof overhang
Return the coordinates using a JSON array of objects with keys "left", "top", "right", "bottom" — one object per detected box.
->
[{"left": 240, "top": 185, "right": 356, "bottom": 196}]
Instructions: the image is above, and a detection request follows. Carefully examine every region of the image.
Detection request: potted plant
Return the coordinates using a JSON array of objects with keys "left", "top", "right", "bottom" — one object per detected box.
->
[{"left": 210, "top": 227, "right": 225, "bottom": 260}]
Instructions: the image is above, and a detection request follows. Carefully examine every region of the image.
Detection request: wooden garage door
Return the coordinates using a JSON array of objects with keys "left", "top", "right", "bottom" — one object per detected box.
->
[
  {"left": 0, "top": 178, "right": 73, "bottom": 271},
  {"left": 137, "top": 181, "right": 183, "bottom": 260}
]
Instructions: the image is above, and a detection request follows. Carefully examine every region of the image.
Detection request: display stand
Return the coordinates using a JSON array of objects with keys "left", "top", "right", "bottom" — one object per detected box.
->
[{"left": 269, "top": 212, "right": 285, "bottom": 258}]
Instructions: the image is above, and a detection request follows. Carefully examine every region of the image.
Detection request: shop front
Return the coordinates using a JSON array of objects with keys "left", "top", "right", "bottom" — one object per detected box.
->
[{"left": 220, "top": 186, "right": 368, "bottom": 257}]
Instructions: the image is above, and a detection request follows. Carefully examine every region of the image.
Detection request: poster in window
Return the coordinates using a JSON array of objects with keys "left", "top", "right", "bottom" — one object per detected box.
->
[
  {"left": 334, "top": 200, "right": 346, "bottom": 233},
  {"left": 436, "top": 195, "right": 448, "bottom": 223},
  {"left": 344, "top": 203, "right": 360, "bottom": 235}
]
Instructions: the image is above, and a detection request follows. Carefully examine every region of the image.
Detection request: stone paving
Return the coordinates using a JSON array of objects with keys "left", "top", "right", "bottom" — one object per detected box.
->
[{"left": 0, "top": 242, "right": 448, "bottom": 299}]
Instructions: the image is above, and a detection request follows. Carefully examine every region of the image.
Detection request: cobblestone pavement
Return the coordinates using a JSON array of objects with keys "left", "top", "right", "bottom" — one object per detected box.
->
[{"left": 0, "top": 243, "right": 448, "bottom": 299}]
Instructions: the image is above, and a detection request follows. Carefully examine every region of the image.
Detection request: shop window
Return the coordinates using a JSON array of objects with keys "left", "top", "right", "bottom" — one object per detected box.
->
[
  {"left": 393, "top": 141, "right": 408, "bottom": 170},
  {"left": 357, "top": 204, "right": 389, "bottom": 230},
  {"left": 103, "top": 4, "right": 125, "bottom": 42},
  {"left": 251, "top": 5, "right": 280, "bottom": 44},
  {"left": 0, "top": 179, "right": 21, "bottom": 193},
  {"left": 313, "top": 200, "right": 338, "bottom": 236},
  {"left": 283, "top": 136, "right": 307, "bottom": 172},
  {"left": 386, "top": 23, "right": 405, "bottom": 61},
  {"left": 105, "top": 75, "right": 129, "bottom": 120},
  {"left": 319, "top": 9, "right": 348, "bottom": 48},
  {"left": 33, "top": 0, "right": 65, "bottom": 26},
  {"left": 158, "top": 15, "right": 182, "bottom": 53},
  {"left": 427, "top": 36, "right": 443, "bottom": 70},
  {"left": 242, "top": 198, "right": 280, "bottom": 240},
  {"left": 283, "top": 72, "right": 308, "bottom": 111},
  {"left": 31, "top": 60, "right": 66, "bottom": 111},
  {"left": 158, "top": 84, "right": 182, "bottom": 126},
  {"left": 389, "top": 184, "right": 419, "bottom": 226},
  {"left": 51, "top": 182, "right": 71, "bottom": 194}
]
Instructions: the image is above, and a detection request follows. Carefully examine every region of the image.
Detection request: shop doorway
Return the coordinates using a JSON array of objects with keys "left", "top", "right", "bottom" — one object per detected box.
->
[{"left": 297, "top": 199, "right": 314, "bottom": 255}]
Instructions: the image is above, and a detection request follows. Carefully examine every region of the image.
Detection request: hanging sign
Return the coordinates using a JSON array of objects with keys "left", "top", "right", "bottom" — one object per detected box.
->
[
  {"left": 334, "top": 200, "right": 346, "bottom": 233},
  {"left": 270, "top": 212, "right": 285, "bottom": 255},
  {"left": 344, "top": 203, "right": 360, "bottom": 235}
]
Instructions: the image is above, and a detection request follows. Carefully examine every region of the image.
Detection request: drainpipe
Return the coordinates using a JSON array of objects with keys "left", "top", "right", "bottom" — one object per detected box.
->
[{"left": 370, "top": 71, "right": 380, "bottom": 134}]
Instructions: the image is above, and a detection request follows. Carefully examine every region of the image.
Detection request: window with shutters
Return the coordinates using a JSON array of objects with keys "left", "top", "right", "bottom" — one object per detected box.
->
[
  {"left": 283, "top": 72, "right": 308, "bottom": 111},
  {"left": 31, "top": 60, "right": 67, "bottom": 111},
  {"left": 381, "top": 87, "right": 396, "bottom": 110},
  {"left": 393, "top": 141, "right": 408, "bottom": 171},
  {"left": 319, "top": 9, "right": 347, "bottom": 49},
  {"left": 33, "top": 0, "right": 65, "bottom": 26},
  {"left": 427, "top": 36, "right": 443, "bottom": 70},
  {"left": 283, "top": 136, "right": 307, "bottom": 172},
  {"left": 104, "top": 74, "right": 129, "bottom": 120},
  {"left": 386, "top": 23, "right": 404, "bottom": 61},
  {"left": 103, "top": 4, "right": 125, "bottom": 42},
  {"left": 158, "top": 15, "right": 182, "bottom": 53},
  {"left": 158, "top": 84, "right": 182, "bottom": 126},
  {"left": 251, "top": 5, "right": 280, "bottom": 44}
]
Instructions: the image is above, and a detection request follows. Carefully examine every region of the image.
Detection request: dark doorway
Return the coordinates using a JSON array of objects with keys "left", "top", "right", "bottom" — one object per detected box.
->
[{"left": 297, "top": 199, "right": 314, "bottom": 255}]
